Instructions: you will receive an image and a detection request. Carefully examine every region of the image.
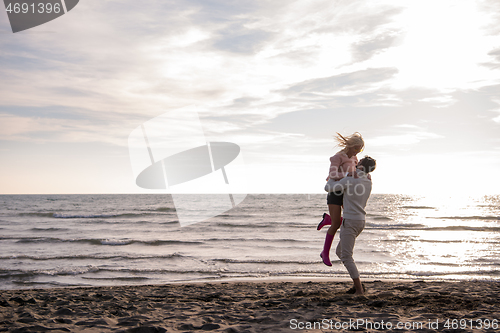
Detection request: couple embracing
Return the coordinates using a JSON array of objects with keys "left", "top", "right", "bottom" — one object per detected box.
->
[{"left": 318, "top": 132, "right": 376, "bottom": 295}]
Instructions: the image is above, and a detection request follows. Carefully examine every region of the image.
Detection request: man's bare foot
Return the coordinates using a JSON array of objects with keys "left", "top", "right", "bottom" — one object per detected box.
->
[
  {"left": 346, "top": 284, "right": 366, "bottom": 294},
  {"left": 352, "top": 278, "right": 365, "bottom": 295}
]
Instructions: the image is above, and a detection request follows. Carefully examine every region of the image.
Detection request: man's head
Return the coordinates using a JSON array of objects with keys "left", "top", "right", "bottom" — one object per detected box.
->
[{"left": 357, "top": 156, "right": 376, "bottom": 173}]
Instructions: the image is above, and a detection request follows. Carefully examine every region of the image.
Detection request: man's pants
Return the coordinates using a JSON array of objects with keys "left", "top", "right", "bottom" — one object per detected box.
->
[{"left": 335, "top": 219, "right": 365, "bottom": 279}]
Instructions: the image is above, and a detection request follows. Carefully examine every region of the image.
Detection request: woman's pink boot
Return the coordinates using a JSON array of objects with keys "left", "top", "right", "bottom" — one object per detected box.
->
[
  {"left": 320, "top": 233, "right": 334, "bottom": 266},
  {"left": 317, "top": 213, "right": 331, "bottom": 230},
  {"left": 317, "top": 213, "right": 343, "bottom": 230}
]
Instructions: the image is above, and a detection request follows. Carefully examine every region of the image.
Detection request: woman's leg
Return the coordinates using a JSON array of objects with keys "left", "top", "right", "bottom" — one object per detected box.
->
[
  {"left": 327, "top": 204, "right": 342, "bottom": 236},
  {"left": 320, "top": 204, "right": 342, "bottom": 266}
]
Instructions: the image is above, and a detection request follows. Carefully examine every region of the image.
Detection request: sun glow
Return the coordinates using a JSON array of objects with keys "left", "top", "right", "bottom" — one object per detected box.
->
[{"left": 374, "top": 0, "right": 499, "bottom": 91}]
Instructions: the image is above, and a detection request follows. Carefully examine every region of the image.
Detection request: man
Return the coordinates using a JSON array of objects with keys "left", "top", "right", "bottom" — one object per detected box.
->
[{"left": 322, "top": 156, "right": 376, "bottom": 295}]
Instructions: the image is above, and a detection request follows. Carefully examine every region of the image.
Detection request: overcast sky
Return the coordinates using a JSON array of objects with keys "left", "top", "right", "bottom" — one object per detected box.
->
[{"left": 1, "top": 0, "right": 500, "bottom": 195}]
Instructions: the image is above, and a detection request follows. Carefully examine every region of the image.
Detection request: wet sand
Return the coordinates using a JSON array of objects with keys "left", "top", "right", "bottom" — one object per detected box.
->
[{"left": 1, "top": 279, "right": 500, "bottom": 332}]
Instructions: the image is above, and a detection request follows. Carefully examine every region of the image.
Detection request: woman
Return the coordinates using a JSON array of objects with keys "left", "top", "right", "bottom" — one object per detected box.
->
[{"left": 319, "top": 132, "right": 364, "bottom": 266}]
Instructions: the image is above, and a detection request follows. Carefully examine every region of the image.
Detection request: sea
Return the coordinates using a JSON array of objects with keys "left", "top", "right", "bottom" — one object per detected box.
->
[{"left": 0, "top": 194, "right": 499, "bottom": 290}]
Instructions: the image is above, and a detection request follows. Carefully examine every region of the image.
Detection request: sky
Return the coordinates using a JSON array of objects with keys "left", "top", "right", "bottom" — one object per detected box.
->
[{"left": 1, "top": 0, "right": 500, "bottom": 195}]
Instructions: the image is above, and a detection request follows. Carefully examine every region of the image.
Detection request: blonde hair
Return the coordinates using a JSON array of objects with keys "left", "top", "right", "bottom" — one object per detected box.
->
[{"left": 335, "top": 132, "right": 364, "bottom": 153}]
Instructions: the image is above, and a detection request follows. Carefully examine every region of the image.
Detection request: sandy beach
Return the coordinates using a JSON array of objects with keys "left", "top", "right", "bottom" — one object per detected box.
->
[{"left": 1, "top": 279, "right": 500, "bottom": 332}]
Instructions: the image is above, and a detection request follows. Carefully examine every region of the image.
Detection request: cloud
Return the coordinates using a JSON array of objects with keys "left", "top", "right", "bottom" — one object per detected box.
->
[
  {"left": 393, "top": 124, "right": 421, "bottom": 129},
  {"left": 477, "top": 0, "right": 500, "bottom": 35},
  {"left": 0, "top": 0, "right": 413, "bottom": 146},
  {"left": 351, "top": 32, "right": 401, "bottom": 63},
  {"left": 482, "top": 47, "right": 500, "bottom": 70},
  {"left": 312, "top": 3, "right": 404, "bottom": 36},
  {"left": 187, "top": 0, "right": 262, "bottom": 23},
  {"left": 212, "top": 23, "right": 274, "bottom": 54},
  {"left": 0, "top": 106, "right": 135, "bottom": 146},
  {"left": 281, "top": 67, "right": 398, "bottom": 95},
  {"left": 491, "top": 98, "right": 500, "bottom": 124},
  {"left": 1, "top": 0, "right": 500, "bottom": 194},
  {"left": 369, "top": 131, "right": 444, "bottom": 147}
]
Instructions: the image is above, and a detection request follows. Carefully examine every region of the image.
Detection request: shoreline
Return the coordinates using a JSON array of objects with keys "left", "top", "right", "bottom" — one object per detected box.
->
[
  {"left": 5, "top": 275, "right": 495, "bottom": 292},
  {"left": 2, "top": 278, "right": 499, "bottom": 332}
]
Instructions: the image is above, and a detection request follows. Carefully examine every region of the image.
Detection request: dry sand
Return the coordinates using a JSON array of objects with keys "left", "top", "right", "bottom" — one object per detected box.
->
[{"left": 1, "top": 279, "right": 500, "bottom": 332}]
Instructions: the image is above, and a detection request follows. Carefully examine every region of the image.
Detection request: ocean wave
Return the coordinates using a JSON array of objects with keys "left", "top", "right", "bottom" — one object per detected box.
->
[
  {"left": 405, "top": 269, "right": 500, "bottom": 277},
  {"left": 0, "top": 265, "right": 100, "bottom": 279},
  {"left": 11, "top": 280, "right": 90, "bottom": 287},
  {"left": 155, "top": 207, "right": 176, "bottom": 212},
  {"left": 365, "top": 223, "right": 426, "bottom": 229},
  {"left": 14, "top": 237, "right": 202, "bottom": 246},
  {"left": 94, "top": 267, "right": 357, "bottom": 276},
  {"left": 381, "top": 238, "right": 500, "bottom": 244},
  {"left": 206, "top": 220, "right": 310, "bottom": 230},
  {"left": 401, "top": 206, "right": 436, "bottom": 209},
  {"left": 1, "top": 266, "right": 499, "bottom": 286},
  {"left": 0, "top": 253, "right": 185, "bottom": 261},
  {"left": 3, "top": 266, "right": 498, "bottom": 280},
  {"left": 79, "top": 267, "right": 264, "bottom": 275},
  {"left": 53, "top": 213, "right": 140, "bottom": 219},
  {"left": 18, "top": 212, "right": 175, "bottom": 219},
  {"left": 159, "top": 221, "right": 181, "bottom": 225},
  {"left": 420, "top": 261, "right": 500, "bottom": 267},
  {"left": 0, "top": 264, "right": 363, "bottom": 280},
  {"left": 427, "top": 216, "right": 500, "bottom": 221},
  {"left": 204, "top": 238, "right": 309, "bottom": 243},
  {"left": 2, "top": 193, "right": 500, "bottom": 289},
  {"left": 367, "top": 213, "right": 393, "bottom": 220},
  {"left": 366, "top": 223, "right": 500, "bottom": 232},
  {"left": 211, "top": 222, "right": 275, "bottom": 228},
  {"left": 82, "top": 276, "right": 150, "bottom": 281},
  {"left": 19, "top": 212, "right": 56, "bottom": 218},
  {"left": 373, "top": 216, "right": 393, "bottom": 220},
  {"left": 212, "top": 258, "right": 322, "bottom": 265},
  {"left": 421, "top": 261, "right": 463, "bottom": 267},
  {"left": 30, "top": 227, "right": 69, "bottom": 232},
  {"left": 424, "top": 226, "right": 500, "bottom": 232},
  {"left": 4, "top": 236, "right": 308, "bottom": 245},
  {"left": 210, "top": 258, "right": 375, "bottom": 266}
]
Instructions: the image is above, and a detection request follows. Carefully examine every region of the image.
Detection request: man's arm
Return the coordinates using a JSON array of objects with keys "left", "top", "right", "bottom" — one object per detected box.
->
[{"left": 324, "top": 175, "right": 352, "bottom": 193}]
